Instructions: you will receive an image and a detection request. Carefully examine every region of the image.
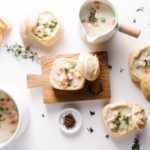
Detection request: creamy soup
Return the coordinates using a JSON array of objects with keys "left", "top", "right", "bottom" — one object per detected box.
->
[
  {"left": 106, "top": 107, "right": 133, "bottom": 132},
  {"left": 133, "top": 49, "right": 150, "bottom": 76},
  {"left": 0, "top": 90, "right": 18, "bottom": 143},
  {"left": 51, "top": 60, "right": 83, "bottom": 90},
  {"left": 80, "top": 1, "right": 116, "bottom": 37},
  {"left": 33, "top": 14, "right": 58, "bottom": 38}
]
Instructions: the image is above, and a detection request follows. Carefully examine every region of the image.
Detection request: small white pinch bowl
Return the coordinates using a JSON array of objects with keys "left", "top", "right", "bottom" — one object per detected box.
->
[{"left": 58, "top": 108, "right": 82, "bottom": 134}]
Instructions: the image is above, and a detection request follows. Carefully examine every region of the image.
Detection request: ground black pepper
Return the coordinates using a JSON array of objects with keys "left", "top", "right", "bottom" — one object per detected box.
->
[{"left": 63, "top": 113, "right": 76, "bottom": 129}]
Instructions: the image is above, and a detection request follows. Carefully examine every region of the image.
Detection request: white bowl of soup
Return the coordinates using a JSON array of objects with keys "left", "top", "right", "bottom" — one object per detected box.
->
[
  {"left": 0, "top": 86, "right": 30, "bottom": 148},
  {"left": 79, "top": 0, "right": 141, "bottom": 44}
]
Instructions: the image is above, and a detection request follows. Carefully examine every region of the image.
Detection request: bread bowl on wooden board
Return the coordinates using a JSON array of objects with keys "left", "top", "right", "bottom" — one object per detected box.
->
[{"left": 27, "top": 51, "right": 111, "bottom": 103}]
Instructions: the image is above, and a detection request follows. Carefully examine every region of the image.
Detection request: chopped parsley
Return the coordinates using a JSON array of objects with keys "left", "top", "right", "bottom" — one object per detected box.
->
[
  {"left": 123, "top": 116, "right": 129, "bottom": 125},
  {"left": 64, "top": 67, "right": 70, "bottom": 72},
  {"left": 43, "top": 32, "right": 49, "bottom": 37},
  {"left": 101, "top": 18, "right": 106, "bottom": 23},
  {"left": 49, "top": 21, "right": 57, "bottom": 32},
  {"left": 71, "top": 65, "right": 76, "bottom": 69},
  {"left": 67, "top": 82, "right": 72, "bottom": 87},
  {"left": 0, "top": 106, "right": 4, "bottom": 111},
  {"left": 88, "top": 8, "right": 98, "bottom": 23},
  {"left": 112, "top": 111, "right": 121, "bottom": 129}
]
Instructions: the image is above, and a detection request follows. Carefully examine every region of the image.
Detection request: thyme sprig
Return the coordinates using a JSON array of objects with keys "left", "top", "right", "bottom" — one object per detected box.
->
[
  {"left": 88, "top": 8, "right": 98, "bottom": 23},
  {"left": 5, "top": 43, "right": 40, "bottom": 62}
]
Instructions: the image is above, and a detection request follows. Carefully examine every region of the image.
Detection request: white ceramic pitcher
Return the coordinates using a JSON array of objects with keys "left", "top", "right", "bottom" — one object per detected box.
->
[{"left": 79, "top": 0, "right": 141, "bottom": 44}]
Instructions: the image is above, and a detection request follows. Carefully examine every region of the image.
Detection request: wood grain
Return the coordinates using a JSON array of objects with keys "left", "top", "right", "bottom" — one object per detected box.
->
[{"left": 27, "top": 51, "right": 111, "bottom": 103}]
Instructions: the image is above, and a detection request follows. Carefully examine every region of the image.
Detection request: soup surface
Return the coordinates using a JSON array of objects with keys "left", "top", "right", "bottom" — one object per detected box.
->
[
  {"left": 0, "top": 90, "right": 18, "bottom": 143},
  {"left": 80, "top": 1, "right": 116, "bottom": 37},
  {"left": 51, "top": 59, "right": 83, "bottom": 90},
  {"left": 106, "top": 107, "right": 133, "bottom": 133},
  {"left": 33, "top": 13, "right": 58, "bottom": 38}
]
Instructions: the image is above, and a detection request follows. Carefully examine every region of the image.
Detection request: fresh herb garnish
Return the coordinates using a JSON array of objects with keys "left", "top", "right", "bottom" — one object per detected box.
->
[
  {"left": 43, "top": 32, "right": 49, "bottom": 37},
  {"left": 0, "top": 114, "right": 3, "bottom": 118},
  {"left": 0, "top": 106, "right": 4, "bottom": 111},
  {"left": 67, "top": 82, "right": 72, "bottom": 87},
  {"left": 90, "top": 110, "right": 95, "bottom": 116},
  {"left": 5, "top": 43, "right": 40, "bottom": 62},
  {"left": 87, "top": 127, "right": 94, "bottom": 133},
  {"left": 123, "top": 116, "right": 129, "bottom": 125},
  {"left": 144, "top": 60, "right": 148, "bottom": 67},
  {"left": 112, "top": 111, "right": 121, "bottom": 129},
  {"left": 120, "top": 68, "right": 124, "bottom": 73},
  {"left": 136, "top": 7, "right": 144, "bottom": 12},
  {"left": 88, "top": 8, "right": 98, "bottom": 23},
  {"left": 108, "top": 65, "right": 112, "bottom": 70},
  {"left": 81, "top": 19, "right": 86, "bottom": 23},
  {"left": 49, "top": 21, "right": 57, "bottom": 29},
  {"left": 133, "top": 19, "right": 136, "bottom": 23},
  {"left": 43, "top": 23, "right": 49, "bottom": 28},
  {"left": 71, "top": 65, "right": 76, "bottom": 69},
  {"left": 132, "top": 138, "right": 140, "bottom": 150},
  {"left": 101, "top": 18, "right": 106, "bottom": 23},
  {"left": 0, "top": 98, "right": 4, "bottom": 101},
  {"left": 64, "top": 67, "right": 70, "bottom": 72}
]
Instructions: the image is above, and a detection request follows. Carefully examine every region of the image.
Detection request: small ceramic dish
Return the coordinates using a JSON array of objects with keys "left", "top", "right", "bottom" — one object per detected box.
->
[{"left": 58, "top": 108, "right": 82, "bottom": 134}]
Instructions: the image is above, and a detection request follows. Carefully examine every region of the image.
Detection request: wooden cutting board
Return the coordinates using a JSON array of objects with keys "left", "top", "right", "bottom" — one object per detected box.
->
[{"left": 27, "top": 51, "right": 111, "bottom": 103}]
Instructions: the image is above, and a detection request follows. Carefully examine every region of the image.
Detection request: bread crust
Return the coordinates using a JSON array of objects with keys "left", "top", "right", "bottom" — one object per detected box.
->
[
  {"left": 77, "top": 53, "right": 100, "bottom": 81},
  {"left": 129, "top": 46, "right": 150, "bottom": 83},
  {"left": 140, "top": 75, "right": 150, "bottom": 100}
]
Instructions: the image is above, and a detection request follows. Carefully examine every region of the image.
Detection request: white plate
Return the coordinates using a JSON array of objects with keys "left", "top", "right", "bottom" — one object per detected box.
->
[{"left": 58, "top": 108, "right": 82, "bottom": 134}]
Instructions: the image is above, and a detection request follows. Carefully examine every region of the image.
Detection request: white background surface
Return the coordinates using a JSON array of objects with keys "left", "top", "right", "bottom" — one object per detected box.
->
[{"left": 0, "top": 0, "right": 150, "bottom": 149}]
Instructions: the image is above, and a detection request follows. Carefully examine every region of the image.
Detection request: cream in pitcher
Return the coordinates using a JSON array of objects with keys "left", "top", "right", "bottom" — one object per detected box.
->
[{"left": 80, "top": 1, "right": 116, "bottom": 38}]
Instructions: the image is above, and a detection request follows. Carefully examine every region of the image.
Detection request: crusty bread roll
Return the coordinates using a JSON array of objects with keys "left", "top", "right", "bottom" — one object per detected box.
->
[
  {"left": 140, "top": 75, "right": 150, "bottom": 100},
  {"left": 0, "top": 17, "right": 12, "bottom": 43},
  {"left": 0, "top": 17, "right": 12, "bottom": 31},
  {"left": 102, "top": 101, "right": 147, "bottom": 137},
  {"left": 50, "top": 58, "right": 85, "bottom": 90},
  {"left": 77, "top": 53, "right": 100, "bottom": 81},
  {"left": 20, "top": 11, "right": 63, "bottom": 48},
  {"left": 129, "top": 46, "right": 150, "bottom": 83},
  {"left": 0, "top": 30, "right": 2, "bottom": 43}
]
